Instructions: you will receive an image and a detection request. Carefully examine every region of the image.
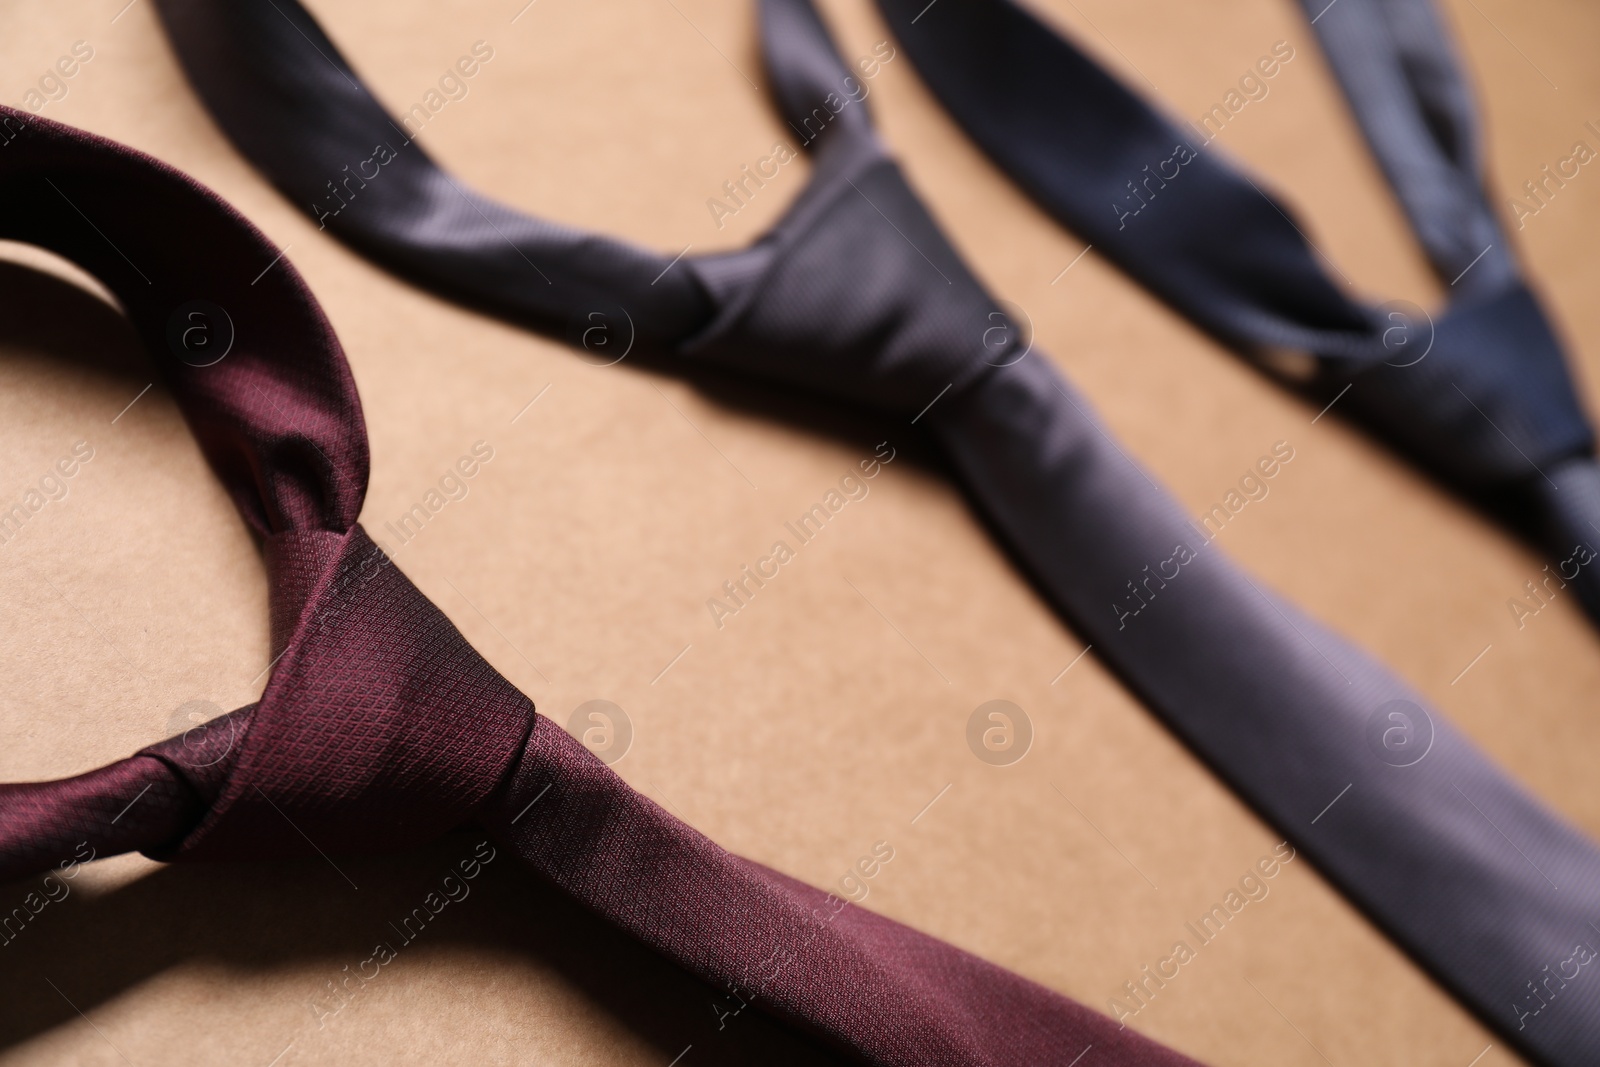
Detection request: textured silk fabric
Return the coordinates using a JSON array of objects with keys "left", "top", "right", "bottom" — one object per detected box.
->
[
  {"left": 933, "top": 358, "right": 1600, "bottom": 1067},
  {"left": 138, "top": 0, "right": 1600, "bottom": 1063},
  {"left": 871, "top": 0, "right": 1600, "bottom": 627},
  {"left": 0, "top": 106, "right": 1203, "bottom": 1067}
]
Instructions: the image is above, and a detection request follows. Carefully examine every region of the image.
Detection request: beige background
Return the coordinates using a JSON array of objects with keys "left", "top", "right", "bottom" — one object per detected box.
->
[{"left": 4, "top": 0, "right": 1600, "bottom": 1063}]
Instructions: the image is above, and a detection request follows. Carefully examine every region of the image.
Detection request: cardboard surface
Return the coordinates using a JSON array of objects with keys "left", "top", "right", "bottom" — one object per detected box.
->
[{"left": 3, "top": 0, "right": 1599, "bottom": 1063}]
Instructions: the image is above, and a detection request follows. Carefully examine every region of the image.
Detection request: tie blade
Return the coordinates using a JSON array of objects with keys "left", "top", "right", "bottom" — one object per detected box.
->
[
  {"left": 489, "top": 717, "right": 1205, "bottom": 1067},
  {"left": 1289, "top": 0, "right": 1514, "bottom": 292},
  {"left": 929, "top": 352, "right": 1600, "bottom": 1065},
  {"left": 757, "top": 0, "right": 878, "bottom": 156}
]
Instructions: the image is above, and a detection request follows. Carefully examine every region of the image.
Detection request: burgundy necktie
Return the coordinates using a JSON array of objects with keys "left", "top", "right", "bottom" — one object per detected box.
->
[
  {"left": 139, "top": 0, "right": 1600, "bottom": 1062},
  {"left": 0, "top": 106, "right": 1204, "bottom": 1066}
]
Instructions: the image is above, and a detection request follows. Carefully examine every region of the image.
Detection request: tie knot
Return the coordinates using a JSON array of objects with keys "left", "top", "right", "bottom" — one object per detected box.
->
[
  {"left": 681, "top": 153, "right": 1010, "bottom": 414},
  {"left": 1335, "top": 282, "right": 1593, "bottom": 488},
  {"left": 144, "top": 525, "right": 535, "bottom": 863}
]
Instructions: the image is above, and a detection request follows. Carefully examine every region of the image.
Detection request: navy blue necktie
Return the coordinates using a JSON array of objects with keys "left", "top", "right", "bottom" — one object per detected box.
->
[
  {"left": 150, "top": 0, "right": 1600, "bottom": 1061},
  {"left": 873, "top": 0, "right": 1600, "bottom": 631}
]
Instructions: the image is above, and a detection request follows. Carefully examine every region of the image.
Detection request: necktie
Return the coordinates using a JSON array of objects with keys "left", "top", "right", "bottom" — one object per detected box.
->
[
  {"left": 872, "top": 0, "right": 1600, "bottom": 630},
  {"left": 0, "top": 105, "right": 1200, "bottom": 1067},
  {"left": 144, "top": 0, "right": 1600, "bottom": 1061}
]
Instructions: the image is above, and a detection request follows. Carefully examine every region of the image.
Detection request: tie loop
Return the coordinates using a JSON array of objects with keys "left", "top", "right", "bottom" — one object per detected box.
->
[
  {"left": 0, "top": 110, "right": 529, "bottom": 870},
  {"left": 0, "top": 107, "right": 368, "bottom": 545},
  {"left": 756, "top": 0, "right": 881, "bottom": 163}
]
